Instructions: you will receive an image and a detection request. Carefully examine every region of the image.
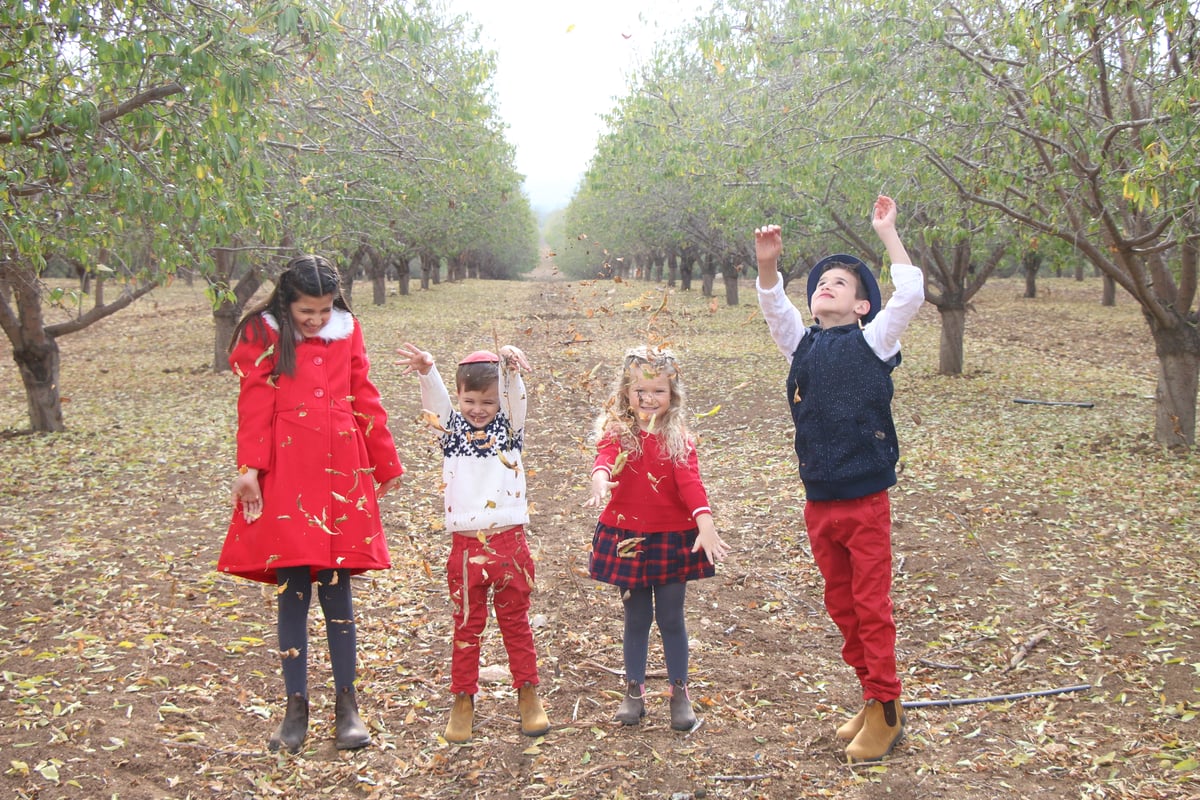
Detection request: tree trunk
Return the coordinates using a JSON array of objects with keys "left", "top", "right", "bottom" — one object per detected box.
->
[
  {"left": 701, "top": 254, "right": 714, "bottom": 297},
  {"left": 6, "top": 263, "right": 65, "bottom": 432},
  {"left": 937, "top": 306, "right": 966, "bottom": 375},
  {"left": 209, "top": 245, "right": 263, "bottom": 372},
  {"left": 1150, "top": 326, "right": 1199, "bottom": 446},
  {"left": 680, "top": 259, "right": 693, "bottom": 291},
  {"left": 1022, "top": 251, "right": 1041, "bottom": 299},
  {"left": 1101, "top": 274, "right": 1116, "bottom": 307},
  {"left": 213, "top": 305, "right": 239, "bottom": 370},
  {"left": 722, "top": 256, "right": 739, "bottom": 306},
  {"left": 667, "top": 250, "right": 678, "bottom": 287},
  {"left": 14, "top": 337, "right": 64, "bottom": 432}
]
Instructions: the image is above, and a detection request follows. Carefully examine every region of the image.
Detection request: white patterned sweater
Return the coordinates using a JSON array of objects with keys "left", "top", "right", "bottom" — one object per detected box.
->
[{"left": 417, "top": 363, "right": 529, "bottom": 533}]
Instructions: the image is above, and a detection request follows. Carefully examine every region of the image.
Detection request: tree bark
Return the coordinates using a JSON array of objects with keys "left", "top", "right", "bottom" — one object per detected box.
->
[
  {"left": 722, "top": 255, "right": 739, "bottom": 306},
  {"left": 1150, "top": 326, "right": 1199, "bottom": 447},
  {"left": 1022, "top": 251, "right": 1041, "bottom": 299},
  {"left": 937, "top": 306, "right": 966, "bottom": 376},
  {"left": 1, "top": 260, "right": 65, "bottom": 431},
  {"left": 209, "top": 246, "right": 262, "bottom": 372},
  {"left": 667, "top": 249, "right": 678, "bottom": 288},
  {"left": 14, "top": 336, "right": 65, "bottom": 432},
  {"left": 701, "top": 253, "right": 715, "bottom": 297},
  {"left": 1101, "top": 274, "right": 1115, "bottom": 307}
]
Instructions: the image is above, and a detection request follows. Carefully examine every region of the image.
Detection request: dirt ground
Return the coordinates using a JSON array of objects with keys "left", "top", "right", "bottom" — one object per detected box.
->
[{"left": 0, "top": 264, "right": 1197, "bottom": 799}]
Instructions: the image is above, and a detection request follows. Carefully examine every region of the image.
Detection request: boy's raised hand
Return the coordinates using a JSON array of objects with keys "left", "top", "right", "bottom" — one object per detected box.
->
[
  {"left": 499, "top": 344, "right": 532, "bottom": 373},
  {"left": 395, "top": 342, "right": 434, "bottom": 376},
  {"left": 754, "top": 224, "right": 783, "bottom": 265},
  {"left": 872, "top": 195, "right": 898, "bottom": 234}
]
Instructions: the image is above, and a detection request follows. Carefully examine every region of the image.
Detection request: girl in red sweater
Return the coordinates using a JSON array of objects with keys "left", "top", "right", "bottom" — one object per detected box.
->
[{"left": 586, "top": 346, "right": 728, "bottom": 730}]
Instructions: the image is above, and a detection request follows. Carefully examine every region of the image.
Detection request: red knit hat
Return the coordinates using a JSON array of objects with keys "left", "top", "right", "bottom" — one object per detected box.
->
[{"left": 458, "top": 350, "right": 499, "bottom": 365}]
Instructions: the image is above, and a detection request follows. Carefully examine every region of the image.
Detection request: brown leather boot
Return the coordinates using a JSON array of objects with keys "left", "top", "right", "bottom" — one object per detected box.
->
[
  {"left": 517, "top": 682, "right": 550, "bottom": 737},
  {"left": 845, "top": 699, "right": 904, "bottom": 763},
  {"left": 334, "top": 686, "right": 371, "bottom": 750},
  {"left": 613, "top": 681, "right": 645, "bottom": 725},
  {"left": 836, "top": 704, "right": 866, "bottom": 741},
  {"left": 267, "top": 692, "right": 309, "bottom": 754},
  {"left": 443, "top": 693, "right": 474, "bottom": 743},
  {"left": 669, "top": 679, "right": 697, "bottom": 731}
]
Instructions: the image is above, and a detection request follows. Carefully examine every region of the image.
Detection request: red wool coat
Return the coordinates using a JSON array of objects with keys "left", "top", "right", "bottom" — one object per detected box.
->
[{"left": 217, "top": 309, "right": 403, "bottom": 583}]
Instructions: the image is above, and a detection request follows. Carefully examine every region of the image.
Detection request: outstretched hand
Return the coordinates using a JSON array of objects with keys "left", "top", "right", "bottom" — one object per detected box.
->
[
  {"left": 754, "top": 224, "right": 783, "bottom": 265},
  {"left": 395, "top": 342, "right": 434, "bottom": 376},
  {"left": 585, "top": 470, "right": 618, "bottom": 508},
  {"left": 872, "top": 195, "right": 897, "bottom": 235},
  {"left": 499, "top": 344, "right": 532, "bottom": 373}
]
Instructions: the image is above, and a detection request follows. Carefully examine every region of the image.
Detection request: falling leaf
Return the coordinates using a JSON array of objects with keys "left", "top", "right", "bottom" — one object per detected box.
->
[
  {"left": 610, "top": 451, "right": 628, "bottom": 477},
  {"left": 697, "top": 404, "right": 721, "bottom": 418},
  {"left": 420, "top": 409, "right": 448, "bottom": 432}
]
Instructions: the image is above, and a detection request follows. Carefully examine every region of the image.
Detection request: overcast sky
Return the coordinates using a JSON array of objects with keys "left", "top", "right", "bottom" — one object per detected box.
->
[{"left": 442, "top": 0, "right": 702, "bottom": 213}]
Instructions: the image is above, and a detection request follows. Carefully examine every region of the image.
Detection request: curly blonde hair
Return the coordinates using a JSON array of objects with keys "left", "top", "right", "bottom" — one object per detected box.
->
[{"left": 592, "top": 346, "right": 692, "bottom": 463}]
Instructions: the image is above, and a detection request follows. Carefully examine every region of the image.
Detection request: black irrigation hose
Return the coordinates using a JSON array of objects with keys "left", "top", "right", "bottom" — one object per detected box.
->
[{"left": 902, "top": 684, "right": 1092, "bottom": 709}]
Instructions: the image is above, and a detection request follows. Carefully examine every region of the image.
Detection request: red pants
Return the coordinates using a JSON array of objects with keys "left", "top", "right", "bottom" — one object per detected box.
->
[
  {"left": 447, "top": 527, "right": 540, "bottom": 694},
  {"left": 804, "top": 490, "right": 902, "bottom": 702}
]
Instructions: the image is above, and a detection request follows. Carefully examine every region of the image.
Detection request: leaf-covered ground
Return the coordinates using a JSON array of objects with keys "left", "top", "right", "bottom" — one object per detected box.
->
[{"left": 1, "top": 268, "right": 1197, "bottom": 800}]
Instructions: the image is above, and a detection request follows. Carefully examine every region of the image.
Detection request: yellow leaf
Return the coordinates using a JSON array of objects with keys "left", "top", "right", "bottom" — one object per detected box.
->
[{"left": 696, "top": 404, "right": 721, "bottom": 418}]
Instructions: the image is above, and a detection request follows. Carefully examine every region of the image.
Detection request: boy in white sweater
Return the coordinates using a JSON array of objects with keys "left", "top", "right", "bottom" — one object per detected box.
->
[{"left": 396, "top": 342, "right": 549, "bottom": 743}]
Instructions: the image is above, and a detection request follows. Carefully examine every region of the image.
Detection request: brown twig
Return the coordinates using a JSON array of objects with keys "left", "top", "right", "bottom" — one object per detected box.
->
[{"left": 1004, "top": 629, "right": 1049, "bottom": 673}]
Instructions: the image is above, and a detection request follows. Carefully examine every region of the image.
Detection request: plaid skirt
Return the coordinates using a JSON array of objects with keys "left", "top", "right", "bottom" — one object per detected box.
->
[{"left": 589, "top": 522, "right": 716, "bottom": 589}]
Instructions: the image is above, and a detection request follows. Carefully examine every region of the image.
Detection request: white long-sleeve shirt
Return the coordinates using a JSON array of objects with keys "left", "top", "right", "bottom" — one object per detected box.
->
[{"left": 757, "top": 263, "right": 925, "bottom": 362}]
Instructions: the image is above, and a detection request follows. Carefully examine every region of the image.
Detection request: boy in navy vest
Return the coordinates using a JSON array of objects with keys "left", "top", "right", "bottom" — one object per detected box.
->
[{"left": 754, "top": 196, "right": 924, "bottom": 762}]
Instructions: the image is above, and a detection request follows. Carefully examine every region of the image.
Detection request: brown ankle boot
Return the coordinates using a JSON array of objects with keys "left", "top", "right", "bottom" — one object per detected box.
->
[
  {"left": 267, "top": 692, "right": 309, "bottom": 754},
  {"left": 518, "top": 682, "right": 550, "bottom": 737},
  {"left": 444, "top": 693, "right": 474, "bottom": 743},
  {"left": 334, "top": 686, "right": 371, "bottom": 750},
  {"left": 836, "top": 704, "right": 867, "bottom": 741},
  {"left": 669, "top": 679, "right": 697, "bottom": 731},
  {"left": 845, "top": 699, "right": 904, "bottom": 763},
  {"left": 613, "top": 681, "right": 645, "bottom": 725}
]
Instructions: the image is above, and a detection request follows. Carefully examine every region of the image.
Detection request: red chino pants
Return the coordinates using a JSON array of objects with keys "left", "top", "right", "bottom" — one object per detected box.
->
[
  {"left": 804, "top": 490, "right": 902, "bottom": 702},
  {"left": 447, "top": 526, "right": 540, "bottom": 695}
]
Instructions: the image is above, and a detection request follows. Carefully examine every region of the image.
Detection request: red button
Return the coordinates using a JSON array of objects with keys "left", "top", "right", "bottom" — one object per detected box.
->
[{"left": 314, "top": 388, "right": 325, "bottom": 398}]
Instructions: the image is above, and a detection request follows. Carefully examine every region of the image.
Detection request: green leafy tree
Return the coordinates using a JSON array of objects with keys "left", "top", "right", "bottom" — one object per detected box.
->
[{"left": 0, "top": 1, "right": 343, "bottom": 431}]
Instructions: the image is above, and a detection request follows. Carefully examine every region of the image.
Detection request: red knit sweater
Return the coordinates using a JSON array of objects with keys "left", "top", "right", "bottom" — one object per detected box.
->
[{"left": 592, "top": 431, "right": 712, "bottom": 533}]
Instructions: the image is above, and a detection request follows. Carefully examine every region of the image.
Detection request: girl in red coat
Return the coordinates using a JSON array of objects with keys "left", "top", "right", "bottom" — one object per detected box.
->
[
  {"left": 218, "top": 255, "right": 403, "bottom": 754},
  {"left": 586, "top": 346, "right": 728, "bottom": 730}
]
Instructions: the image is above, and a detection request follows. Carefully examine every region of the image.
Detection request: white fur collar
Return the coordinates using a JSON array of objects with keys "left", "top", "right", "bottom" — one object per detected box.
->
[{"left": 262, "top": 307, "right": 354, "bottom": 342}]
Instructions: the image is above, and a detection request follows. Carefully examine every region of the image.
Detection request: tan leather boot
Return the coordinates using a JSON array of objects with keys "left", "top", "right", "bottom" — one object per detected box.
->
[
  {"left": 518, "top": 682, "right": 550, "bottom": 736},
  {"left": 334, "top": 686, "right": 371, "bottom": 750},
  {"left": 836, "top": 704, "right": 866, "bottom": 741},
  {"left": 613, "top": 681, "right": 645, "bottom": 725},
  {"left": 444, "top": 693, "right": 474, "bottom": 743},
  {"left": 845, "top": 699, "right": 904, "bottom": 762},
  {"left": 267, "top": 693, "right": 309, "bottom": 754},
  {"left": 669, "top": 679, "right": 697, "bottom": 731}
]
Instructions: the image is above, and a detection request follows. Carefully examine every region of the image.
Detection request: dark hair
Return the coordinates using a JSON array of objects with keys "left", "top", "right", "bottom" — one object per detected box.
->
[
  {"left": 817, "top": 260, "right": 870, "bottom": 301},
  {"left": 229, "top": 254, "right": 351, "bottom": 377},
  {"left": 456, "top": 362, "right": 499, "bottom": 393}
]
